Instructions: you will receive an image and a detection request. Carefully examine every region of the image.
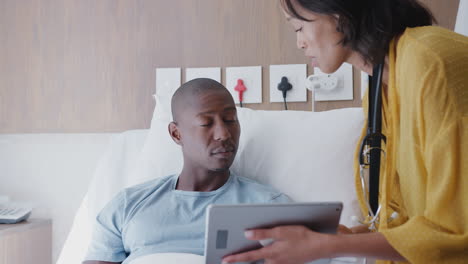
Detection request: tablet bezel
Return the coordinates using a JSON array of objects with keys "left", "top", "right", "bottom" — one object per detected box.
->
[{"left": 204, "top": 202, "right": 343, "bottom": 264}]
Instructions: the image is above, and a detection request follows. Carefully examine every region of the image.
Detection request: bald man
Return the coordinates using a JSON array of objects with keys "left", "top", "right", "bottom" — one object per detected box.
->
[{"left": 83, "top": 78, "right": 290, "bottom": 264}]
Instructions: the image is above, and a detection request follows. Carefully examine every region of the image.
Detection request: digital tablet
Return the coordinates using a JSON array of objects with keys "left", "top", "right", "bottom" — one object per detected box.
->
[{"left": 204, "top": 202, "right": 343, "bottom": 264}]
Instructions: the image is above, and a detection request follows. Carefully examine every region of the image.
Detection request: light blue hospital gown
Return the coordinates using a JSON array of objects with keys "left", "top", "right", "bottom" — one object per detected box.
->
[{"left": 84, "top": 173, "right": 290, "bottom": 263}]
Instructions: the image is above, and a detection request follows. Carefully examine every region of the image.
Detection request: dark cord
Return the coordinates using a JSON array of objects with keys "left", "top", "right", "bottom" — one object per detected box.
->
[{"left": 278, "top": 77, "right": 292, "bottom": 111}]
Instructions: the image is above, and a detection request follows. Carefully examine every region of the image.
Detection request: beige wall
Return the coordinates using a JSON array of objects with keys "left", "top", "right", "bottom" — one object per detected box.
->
[{"left": 0, "top": 0, "right": 460, "bottom": 133}]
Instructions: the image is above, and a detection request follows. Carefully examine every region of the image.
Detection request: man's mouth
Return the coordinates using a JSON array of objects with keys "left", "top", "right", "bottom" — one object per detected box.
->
[{"left": 211, "top": 147, "right": 235, "bottom": 157}]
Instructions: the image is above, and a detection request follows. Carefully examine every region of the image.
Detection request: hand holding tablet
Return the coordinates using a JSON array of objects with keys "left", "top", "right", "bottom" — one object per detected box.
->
[{"left": 205, "top": 202, "right": 343, "bottom": 264}]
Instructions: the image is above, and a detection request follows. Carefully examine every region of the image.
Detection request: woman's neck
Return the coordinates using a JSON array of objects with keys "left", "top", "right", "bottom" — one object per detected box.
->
[
  {"left": 346, "top": 35, "right": 402, "bottom": 86},
  {"left": 346, "top": 52, "right": 389, "bottom": 85}
]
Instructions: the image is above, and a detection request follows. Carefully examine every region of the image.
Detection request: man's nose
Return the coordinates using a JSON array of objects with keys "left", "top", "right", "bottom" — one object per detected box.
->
[{"left": 213, "top": 123, "right": 231, "bottom": 141}]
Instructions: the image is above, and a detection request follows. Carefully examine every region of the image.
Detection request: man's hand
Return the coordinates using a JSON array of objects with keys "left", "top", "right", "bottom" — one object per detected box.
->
[{"left": 221, "top": 225, "right": 332, "bottom": 264}]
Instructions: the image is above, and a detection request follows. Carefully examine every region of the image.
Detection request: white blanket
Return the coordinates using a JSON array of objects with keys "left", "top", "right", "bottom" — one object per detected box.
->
[
  {"left": 128, "top": 253, "right": 363, "bottom": 264},
  {"left": 129, "top": 253, "right": 204, "bottom": 264}
]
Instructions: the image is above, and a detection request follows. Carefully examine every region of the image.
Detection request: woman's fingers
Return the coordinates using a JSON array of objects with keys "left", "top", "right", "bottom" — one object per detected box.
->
[
  {"left": 245, "top": 225, "right": 309, "bottom": 240},
  {"left": 337, "top": 224, "right": 353, "bottom": 234},
  {"left": 222, "top": 246, "right": 271, "bottom": 263},
  {"left": 244, "top": 226, "right": 283, "bottom": 240},
  {"left": 223, "top": 226, "right": 313, "bottom": 263}
]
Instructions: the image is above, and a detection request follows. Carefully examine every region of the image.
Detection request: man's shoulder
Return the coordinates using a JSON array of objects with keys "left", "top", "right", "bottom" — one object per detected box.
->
[
  {"left": 99, "top": 175, "right": 176, "bottom": 219},
  {"left": 119, "top": 175, "right": 175, "bottom": 201},
  {"left": 231, "top": 175, "right": 290, "bottom": 202}
]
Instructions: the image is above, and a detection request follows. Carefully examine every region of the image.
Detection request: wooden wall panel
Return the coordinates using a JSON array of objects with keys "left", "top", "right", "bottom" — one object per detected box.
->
[{"left": 0, "top": 0, "right": 460, "bottom": 132}]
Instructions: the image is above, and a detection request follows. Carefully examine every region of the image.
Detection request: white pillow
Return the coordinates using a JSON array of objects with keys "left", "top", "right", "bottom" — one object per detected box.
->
[
  {"left": 57, "top": 130, "right": 148, "bottom": 264},
  {"left": 129, "top": 253, "right": 204, "bottom": 264},
  {"left": 134, "top": 107, "right": 364, "bottom": 226}
]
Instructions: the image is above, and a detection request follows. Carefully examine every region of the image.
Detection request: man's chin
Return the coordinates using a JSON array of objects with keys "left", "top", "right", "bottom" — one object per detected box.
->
[
  {"left": 210, "top": 167, "right": 231, "bottom": 173},
  {"left": 208, "top": 157, "right": 235, "bottom": 172}
]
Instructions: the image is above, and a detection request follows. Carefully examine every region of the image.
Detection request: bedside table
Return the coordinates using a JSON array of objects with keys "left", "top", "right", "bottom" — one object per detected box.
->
[{"left": 0, "top": 218, "right": 52, "bottom": 264}]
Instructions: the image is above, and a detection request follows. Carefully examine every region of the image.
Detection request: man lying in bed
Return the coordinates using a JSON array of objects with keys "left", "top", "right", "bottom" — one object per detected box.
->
[{"left": 83, "top": 78, "right": 290, "bottom": 264}]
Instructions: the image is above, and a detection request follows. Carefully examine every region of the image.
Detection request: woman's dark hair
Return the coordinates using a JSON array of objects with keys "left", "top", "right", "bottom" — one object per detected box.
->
[{"left": 281, "top": 0, "right": 436, "bottom": 65}]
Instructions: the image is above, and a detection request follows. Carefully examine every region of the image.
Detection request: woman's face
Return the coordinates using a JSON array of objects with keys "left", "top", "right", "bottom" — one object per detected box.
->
[{"left": 283, "top": 6, "right": 352, "bottom": 74}]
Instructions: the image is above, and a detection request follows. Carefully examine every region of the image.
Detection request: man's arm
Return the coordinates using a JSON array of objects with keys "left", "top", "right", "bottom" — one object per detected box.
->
[{"left": 83, "top": 261, "right": 121, "bottom": 264}]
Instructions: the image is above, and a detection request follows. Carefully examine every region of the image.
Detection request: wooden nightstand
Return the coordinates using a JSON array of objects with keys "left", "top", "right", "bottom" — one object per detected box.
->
[{"left": 0, "top": 219, "right": 52, "bottom": 264}]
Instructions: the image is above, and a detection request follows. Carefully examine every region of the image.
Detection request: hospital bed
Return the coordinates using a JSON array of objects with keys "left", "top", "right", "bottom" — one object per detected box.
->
[{"left": 57, "top": 89, "right": 368, "bottom": 264}]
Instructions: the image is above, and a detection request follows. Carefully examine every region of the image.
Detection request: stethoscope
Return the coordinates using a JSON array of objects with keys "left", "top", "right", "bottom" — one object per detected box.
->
[{"left": 357, "top": 62, "right": 395, "bottom": 231}]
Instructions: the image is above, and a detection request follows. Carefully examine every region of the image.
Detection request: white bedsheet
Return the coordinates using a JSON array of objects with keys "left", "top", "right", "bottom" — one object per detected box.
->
[
  {"left": 127, "top": 253, "right": 362, "bottom": 264},
  {"left": 129, "top": 253, "right": 204, "bottom": 264}
]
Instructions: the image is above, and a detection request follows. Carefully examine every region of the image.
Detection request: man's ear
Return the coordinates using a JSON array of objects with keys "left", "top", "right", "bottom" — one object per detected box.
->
[{"left": 168, "top": 122, "right": 182, "bottom": 145}]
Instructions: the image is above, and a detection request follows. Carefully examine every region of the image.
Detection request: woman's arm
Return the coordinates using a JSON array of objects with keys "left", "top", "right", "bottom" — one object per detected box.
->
[
  {"left": 222, "top": 225, "right": 406, "bottom": 264},
  {"left": 332, "top": 229, "right": 405, "bottom": 260}
]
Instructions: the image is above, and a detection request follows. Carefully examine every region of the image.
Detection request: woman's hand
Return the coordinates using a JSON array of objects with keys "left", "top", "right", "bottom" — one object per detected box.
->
[
  {"left": 221, "top": 225, "right": 333, "bottom": 264},
  {"left": 222, "top": 224, "right": 406, "bottom": 263}
]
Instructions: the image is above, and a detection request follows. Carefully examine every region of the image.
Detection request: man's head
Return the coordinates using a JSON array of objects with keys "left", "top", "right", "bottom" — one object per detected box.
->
[{"left": 169, "top": 78, "right": 240, "bottom": 173}]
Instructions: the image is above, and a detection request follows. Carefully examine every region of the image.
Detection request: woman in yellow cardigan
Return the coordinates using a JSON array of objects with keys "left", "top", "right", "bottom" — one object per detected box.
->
[{"left": 223, "top": 0, "right": 468, "bottom": 263}]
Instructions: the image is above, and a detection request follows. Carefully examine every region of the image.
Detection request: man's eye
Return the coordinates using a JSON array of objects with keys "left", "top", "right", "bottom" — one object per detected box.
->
[
  {"left": 224, "top": 116, "right": 238, "bottom": 123},
  {"left": 295, "top": 27, "right": 303, "bottom": 33},
  {"left": 198, "top": 120, "right": 213, "bottom": 126}
]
